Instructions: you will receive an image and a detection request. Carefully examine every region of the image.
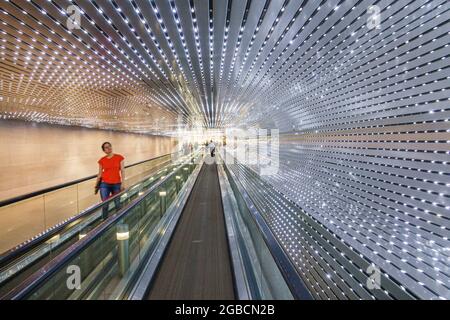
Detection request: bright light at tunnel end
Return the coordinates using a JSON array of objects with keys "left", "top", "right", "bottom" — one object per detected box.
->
[{"left": 170, "top": 116, "right": 280, "bottom": 176}]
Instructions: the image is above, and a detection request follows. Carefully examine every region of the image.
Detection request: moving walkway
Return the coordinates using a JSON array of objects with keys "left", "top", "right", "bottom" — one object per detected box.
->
[
  {"left": 0, "top": 149, "right": 310, "bottom": 300},
  {"left": 146, "top": 163, "right": 234, "bottom": 299}
]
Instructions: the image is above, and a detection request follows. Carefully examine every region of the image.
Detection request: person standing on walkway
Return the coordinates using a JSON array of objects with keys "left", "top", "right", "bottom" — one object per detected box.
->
[
  {"left": 95, "top": 142, "right": 125, "bottom": 201},
  {"left": 208, "top": 140, "right": 216, "bottom": 157},
  {"left": 95, "top": 142, "right": 125, "bottom": 219}
]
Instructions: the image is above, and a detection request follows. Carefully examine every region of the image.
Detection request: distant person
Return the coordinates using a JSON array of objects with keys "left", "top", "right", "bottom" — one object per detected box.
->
[
  {"left": 204, "top": 140, "right": 209, "bottom": 156},
  {"left": 95, "top": 142, "right": 125, "bottom": 202},
  {"left": 208, "top": 140, "right": 216, "bottom": 157}
]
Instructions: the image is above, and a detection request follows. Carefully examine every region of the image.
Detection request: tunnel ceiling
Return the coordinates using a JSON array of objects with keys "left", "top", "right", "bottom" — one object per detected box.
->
[{"left": 0, "top": 0, "right": 444, "bottom": 134}]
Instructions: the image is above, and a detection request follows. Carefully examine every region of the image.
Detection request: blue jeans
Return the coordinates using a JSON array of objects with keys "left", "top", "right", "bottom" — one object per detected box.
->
[
  {"left": 99, "top": 182, "right": 121, "bottom": 220},
  {"left": 99, "top": 182, "right": 122, "bottom": 201}
]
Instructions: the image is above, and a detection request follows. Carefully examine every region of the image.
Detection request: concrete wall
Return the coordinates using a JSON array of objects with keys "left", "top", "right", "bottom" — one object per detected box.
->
[{"left": 0, "top": 120, "right": 176, "bottom": 201}]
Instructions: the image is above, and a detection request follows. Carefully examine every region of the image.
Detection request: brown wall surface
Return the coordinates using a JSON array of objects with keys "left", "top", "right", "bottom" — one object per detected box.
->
[{"left": 0, "top": 120, "right": 176, "bottom": 201}]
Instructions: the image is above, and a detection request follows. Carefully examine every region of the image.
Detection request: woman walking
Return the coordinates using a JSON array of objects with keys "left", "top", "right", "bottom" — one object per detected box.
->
[{"left": 95, "top": 142, "right": 125, "bottom": 218}]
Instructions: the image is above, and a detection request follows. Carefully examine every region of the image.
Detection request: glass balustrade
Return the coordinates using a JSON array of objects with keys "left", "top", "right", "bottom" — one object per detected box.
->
[
  {"left": 0, "top": 154, "right": 172, "bottom": 255},
  {"left": 6, "top": 154, "right": 199, "bottom": 300},
  {"left": 0, "top": 153, "right": 194, "bottom": 297}
]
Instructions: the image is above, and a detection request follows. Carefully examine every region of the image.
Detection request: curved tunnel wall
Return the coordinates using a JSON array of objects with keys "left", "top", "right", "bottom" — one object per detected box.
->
[{"left": 237, "top": 1, "right": 450, "bottom": 299}]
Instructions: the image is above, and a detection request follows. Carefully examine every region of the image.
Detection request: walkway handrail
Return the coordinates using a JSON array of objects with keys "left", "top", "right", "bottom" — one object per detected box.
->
[
  {"left": 0, "top": 153, "right": 172, "bottom": 208},
  {"left": 221, "top": 149, "right": 416, "bottom": 300},
  {"left": 0, "top": 153, "right": 173, "bottom": 265},
  {"left": 1, "top": 154, "right": 197, "bottom": 300},
  {"left": 221, "top": 151, "right": 312, "bottom": 300}
]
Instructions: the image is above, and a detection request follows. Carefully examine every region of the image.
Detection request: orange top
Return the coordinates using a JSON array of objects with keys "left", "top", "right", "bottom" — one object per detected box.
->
[{"left": 98, "top": 154, "right": 124, "bottom": 184}]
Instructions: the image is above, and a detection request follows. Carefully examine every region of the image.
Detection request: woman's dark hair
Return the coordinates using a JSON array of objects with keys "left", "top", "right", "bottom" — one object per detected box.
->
[{"left": 101, "top": 142, "right": 112, "bottom": 151}]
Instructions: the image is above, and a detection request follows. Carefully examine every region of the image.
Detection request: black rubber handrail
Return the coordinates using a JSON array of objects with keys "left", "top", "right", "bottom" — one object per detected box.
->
[
  {"left": 222, "top": 156, "right": 313, "bottom": 300},
  {"left": 0, "top": 153, "right": 173, "bottom": 265},
  {"left": 1, "top": 154, "right": 197, "bottom": 300},
  {"left": 0, "top": 153, "right": 171, "bottom": 208}
]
